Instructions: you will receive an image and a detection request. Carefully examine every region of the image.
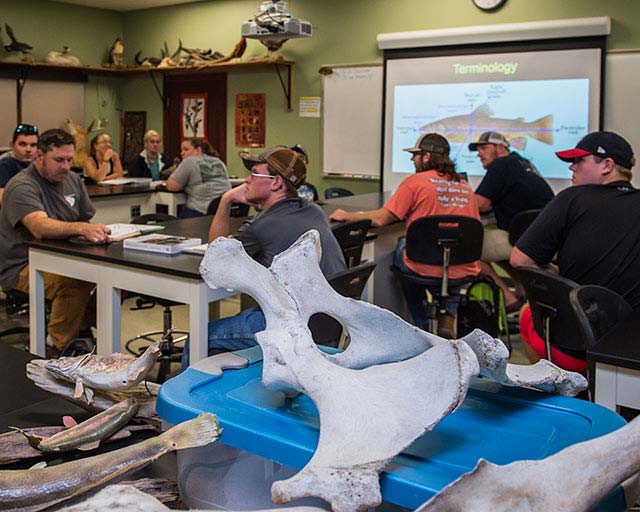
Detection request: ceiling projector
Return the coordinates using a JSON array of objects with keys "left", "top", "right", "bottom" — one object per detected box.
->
[{"left": 241, "top": 1, "right": 312, "bottom": 42}]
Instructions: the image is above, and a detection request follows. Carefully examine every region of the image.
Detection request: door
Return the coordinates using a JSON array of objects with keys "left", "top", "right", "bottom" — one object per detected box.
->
[{"left": 163, "top": 74, "right": 227, "bottom": 163}]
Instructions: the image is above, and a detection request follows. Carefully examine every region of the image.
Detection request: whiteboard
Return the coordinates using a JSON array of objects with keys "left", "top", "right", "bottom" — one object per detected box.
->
[
  {"left": 321, "top": 65, "right": 382, "bottom": 178},
  {"left": 604, "top": 51, "right": 640, "bottom": 189},
  {"left": 0, "top": 79, "right": 84, "bottom": 144}
]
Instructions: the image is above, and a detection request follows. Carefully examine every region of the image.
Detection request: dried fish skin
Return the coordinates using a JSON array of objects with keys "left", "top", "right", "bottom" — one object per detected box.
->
[
  {"left": 15, "top": 398, "right": 139, "bottom": 453},
  {"left": 44, "top": 342, "right": 160, "bottom": 402},
  {"left": 0, "top": 413, "right": 221, "bottom": 512}
]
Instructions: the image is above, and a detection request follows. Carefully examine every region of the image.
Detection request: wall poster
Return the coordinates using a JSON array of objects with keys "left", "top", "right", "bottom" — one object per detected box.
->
[
  {"left": 235, "top": 93, "right": 265, "bottom": 147},
  {"left": 181, "top": 93, "right": 207, "bottom": 139}
]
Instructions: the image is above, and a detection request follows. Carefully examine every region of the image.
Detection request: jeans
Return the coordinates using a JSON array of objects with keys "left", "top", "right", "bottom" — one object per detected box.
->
[
  {"left": 178, "top": 207, "right": 204, "bottom": 219},
  {"left": 181, "top": 306, "right": 266, "bottom": 370},
  {"left": 393, "top": 240, "right": 461, "bottom": 328}
]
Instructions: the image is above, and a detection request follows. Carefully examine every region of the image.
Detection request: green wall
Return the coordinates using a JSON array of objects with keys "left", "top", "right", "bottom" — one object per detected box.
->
[{"left": 4, "top": 0, "right": 640, "bottom": 192}]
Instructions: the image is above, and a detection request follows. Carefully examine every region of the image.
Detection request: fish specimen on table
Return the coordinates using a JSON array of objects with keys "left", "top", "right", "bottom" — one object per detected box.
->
[
  {"left": 1, "top": 24, "right": 33, "bottom": 60},
  {"left": 420, "top": 104, "right": 554, "bottom": 150},
  {"left": 0, "top": 413, "right": 221, "bottom": 512},
  {"left": 44, "top": 46, "right": 81, "bottom": 66},
  {"left": 11, "top": 398, "right": 138, "bottom": 453},
  {"left": 107, "top": 37, "right": 124, "bottom": 67},
  {"left": 43, "top": 341, "right": 160, "bottom": 403},
  {"left": 27, "top": 359, "right": 160, "bottom": 420},
  {"left": 0, "top": 423, "right": 156, "bottom": 466}
]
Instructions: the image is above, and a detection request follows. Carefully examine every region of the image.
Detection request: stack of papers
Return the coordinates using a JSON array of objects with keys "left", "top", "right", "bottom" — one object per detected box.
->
[
  {"left": 107, "top": 223, "right": 164, "bottom": 242},
  {"left": 96, "top": 178, "right": 152, "bottom": 187}
]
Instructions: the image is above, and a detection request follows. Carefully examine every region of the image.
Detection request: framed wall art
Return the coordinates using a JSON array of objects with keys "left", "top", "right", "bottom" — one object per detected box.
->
[
  {"left": 181, "top": 93, "right": 207, "bottom": 139},
  {"left": 235, "top": 93, "right": 265, "bottom": 147}
]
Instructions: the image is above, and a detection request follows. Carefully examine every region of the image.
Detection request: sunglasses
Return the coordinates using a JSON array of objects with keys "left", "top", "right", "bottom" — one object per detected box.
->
[{"left": 14, "top": 124, "right": 38, "bottom": 136}]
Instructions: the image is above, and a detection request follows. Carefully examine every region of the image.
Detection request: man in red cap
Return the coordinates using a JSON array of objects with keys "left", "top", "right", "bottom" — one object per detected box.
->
[{"left": 510, "top": 131, "right": 640, "bottom": 370}]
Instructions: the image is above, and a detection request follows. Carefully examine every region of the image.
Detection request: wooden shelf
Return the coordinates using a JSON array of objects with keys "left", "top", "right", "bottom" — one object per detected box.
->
[{"left": 0, "top": 57, "right": 295, "bottom": 110}]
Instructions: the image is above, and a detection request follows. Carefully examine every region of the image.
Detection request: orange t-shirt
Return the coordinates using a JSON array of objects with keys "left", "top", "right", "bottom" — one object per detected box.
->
[{"left": 384, "top": 170, "right": 481, "bottom": 279}]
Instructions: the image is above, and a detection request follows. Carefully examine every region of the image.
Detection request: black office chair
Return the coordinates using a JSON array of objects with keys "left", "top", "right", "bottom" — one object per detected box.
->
[
  {"left": 331, "top": 219, "right": 372, "bottom": 268},
  {"left": 508, "top": 209, "right": 543, "bottom": 246},
  {"left": 516, "top": 266, "right": 586, "bottom": 364},
  {"left": 324, "top": 187, "right": 354, "bottom": 200},
  {"left": 126, "top": 213, "right": 188, "bottom": 382},
  {"left": 0, "top": 290, "right": 30, "bottom": 342},
  {"left": 569, "top": 285, "right": 632, "bottom": 399},
  {"left": 391, "top": 215, "right": 484, "bottom": 335},
  {"left": 298, "top": 182, "right": 319, "bottom": 202},
  {"left": 207, "top": 196, "right": 250, "bottom": 217},
  {"left": 308, "top": 261, "right": 376, "bottom": 348}
]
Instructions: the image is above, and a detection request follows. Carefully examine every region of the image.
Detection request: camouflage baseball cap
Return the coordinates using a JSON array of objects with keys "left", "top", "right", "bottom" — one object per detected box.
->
[{"left": 239, "top": 147, "right": 307, "bottom": 188}]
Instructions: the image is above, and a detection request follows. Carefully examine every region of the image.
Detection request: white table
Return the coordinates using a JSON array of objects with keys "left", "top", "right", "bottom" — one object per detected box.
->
[{"left": 28, "top": 217, "right": 232, "bottom": 365}]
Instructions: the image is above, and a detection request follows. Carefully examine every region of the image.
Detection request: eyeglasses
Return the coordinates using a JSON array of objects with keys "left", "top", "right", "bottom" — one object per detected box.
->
[
  {"left": 14, "top": 124, "right": 38, "bottom": 136},
  {"left": 251, "top": 172, "right": 276, "bottom": 179}
]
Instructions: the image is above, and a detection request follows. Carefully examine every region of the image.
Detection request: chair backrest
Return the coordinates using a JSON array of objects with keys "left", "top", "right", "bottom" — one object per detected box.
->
[
  {"left": 298, "top": 182, "right": 319, "bottom": 202},
  {"left": 405, "top": 215, "right": 484, "bottom": 266},
  {"left": 324, "top": 187, "right": 354, "bottom": 200},
  {"left": 508, "top": 209, "right": 542, "bottom": 246},
  {"left": 331, "top": 219, "right": 372, "bottom": 268},
  {"left": 516, "top": 267, "right": 584, "bottom": 357},
  {"left": 207, "top": 196, "right": 250, "bottom": 217},
  {"left": 131, "top": 213, "right": 178, "bottom": 225},
  {"left": 569, "top": 285, "right": 632, "bottom": 351},
  {"left": 308, "top": 261, "right": 376, "bottom": 347}
]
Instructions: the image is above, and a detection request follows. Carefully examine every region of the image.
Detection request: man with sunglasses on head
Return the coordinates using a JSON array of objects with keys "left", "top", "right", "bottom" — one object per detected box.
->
[
  {"left": 0, "top": 129, "right": 110, "bottom": 356},
  {"left": 510, "top": 131, "right": 640, "bottom": 371},
  {"left": 0, "top": 124, "right": 39, "bottom": 206},
  {"left": 181, "top": 147, "right": 346, "bottom": 368}
]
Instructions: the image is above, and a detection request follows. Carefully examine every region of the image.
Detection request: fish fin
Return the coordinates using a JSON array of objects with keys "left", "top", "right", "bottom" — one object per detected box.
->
[
  {"left": 158, "top": 413, "right": 222, "bottom": 450},
  {"left": 63, "top": 415, "right": 78, "bottom": 428},
  {"left": 9, "top": 426, "right": 43, "bottom": 450},
  {"left": 73, "top": 379, "right": 84, "bottom": 400},
  {"left": 529, "top": 114, "right": 554, "bottom": 144},
  {"left": 77, "top": 441, "right": 101, "bottom": 451},
  {"left": 84, "top": 386, "right": 95, "bottom": 404},
  {"left": 472, "top": 104, "right": 492, "bottom": 117},
  {"left": 510, "top": 137, "right": 527, "bottom": 151},
  {"left": 29, "top": 461, "right": 47, "bottom": 470}
]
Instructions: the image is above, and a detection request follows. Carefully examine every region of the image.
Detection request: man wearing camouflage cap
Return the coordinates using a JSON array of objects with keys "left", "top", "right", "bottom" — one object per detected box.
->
[{"left": 181, "top": 147, "right": 346, "bottom": 368}]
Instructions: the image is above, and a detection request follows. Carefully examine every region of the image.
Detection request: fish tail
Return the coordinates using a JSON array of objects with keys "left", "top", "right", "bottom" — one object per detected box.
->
[
  {"left": 529, "top": 114, "right": 554, "bottom": 144},
  {"left": 158, "top": 413, "right": 222, "bottom": 451},
  {"left": 9, "top": 426, "right": 43, "bottom": 450}
]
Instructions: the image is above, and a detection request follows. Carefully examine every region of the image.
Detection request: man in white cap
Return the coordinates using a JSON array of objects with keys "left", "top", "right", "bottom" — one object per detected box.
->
[
  {"left": 469, "top": 131, "right": 555, "bottom": 310},
  {"left": 511, "top": 131, "right": 640, "bottom": 370}
]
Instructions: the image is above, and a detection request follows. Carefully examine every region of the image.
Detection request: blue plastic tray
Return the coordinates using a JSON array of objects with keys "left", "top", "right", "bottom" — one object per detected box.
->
[{"left": 158, "top": 347, "right": 626, "bottom": 510}]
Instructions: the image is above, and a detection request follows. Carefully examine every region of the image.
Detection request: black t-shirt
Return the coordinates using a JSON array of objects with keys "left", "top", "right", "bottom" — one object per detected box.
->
[
  {"left": 516, "top": 181, "right": 640, "bottom": 309},
  {"left": 475, "top": 152, "right": 555, "bottom": 230},
  {"left": 0, "top": 156, "right": 27, "bottom": 188}
]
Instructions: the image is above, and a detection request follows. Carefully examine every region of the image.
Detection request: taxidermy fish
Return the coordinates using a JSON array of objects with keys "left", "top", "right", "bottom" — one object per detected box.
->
[
  {"left": 44, "top": 342, "right": 160, "bottom": 403},
  {"left": 11, "top": 398, "right": 138, "bottom": 453},
  {"left": 0, "top": 413, "right": 221, "bottom": 512}
]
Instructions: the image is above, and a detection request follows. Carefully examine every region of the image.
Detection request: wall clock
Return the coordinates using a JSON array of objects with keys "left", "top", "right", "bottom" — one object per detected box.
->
[{"left": 473, "top": 0, "right": 507, "bottom": 11}]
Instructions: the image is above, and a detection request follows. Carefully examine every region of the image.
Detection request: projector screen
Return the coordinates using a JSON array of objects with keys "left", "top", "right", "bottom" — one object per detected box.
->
[{"left": 383, "top": 47, "right": 602, "bottom": 192}]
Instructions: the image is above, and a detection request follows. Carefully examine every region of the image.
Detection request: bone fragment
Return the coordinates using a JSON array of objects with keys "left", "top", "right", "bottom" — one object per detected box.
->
[{"left": 417, "top": 415, "right": 640, "bottom": 512}]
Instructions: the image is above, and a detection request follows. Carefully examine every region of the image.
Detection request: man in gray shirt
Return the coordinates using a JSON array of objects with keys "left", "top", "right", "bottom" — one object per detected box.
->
[
  {"left": 0, "top": 129, "right": 110, "bottom": 353},
  {"left": 182, "top": 147, "right": 346, "bottom": 368}
]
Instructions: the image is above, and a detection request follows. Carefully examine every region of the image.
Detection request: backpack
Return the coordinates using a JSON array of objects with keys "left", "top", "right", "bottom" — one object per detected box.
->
[{"left": 457, "top": 276, "right": 509, "bottom": 345}]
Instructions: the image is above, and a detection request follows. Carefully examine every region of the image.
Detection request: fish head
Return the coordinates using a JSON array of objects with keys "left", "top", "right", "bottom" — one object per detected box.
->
[{"left": 45, "top": 352, "right": 92, "bottom": 380}]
